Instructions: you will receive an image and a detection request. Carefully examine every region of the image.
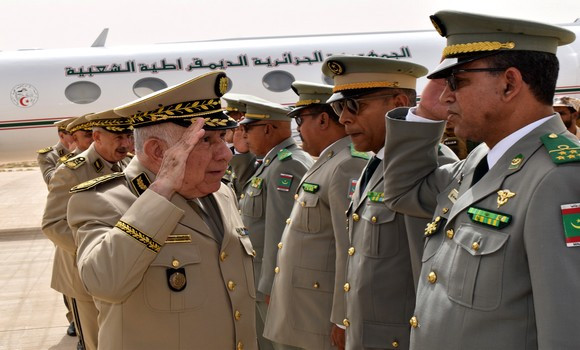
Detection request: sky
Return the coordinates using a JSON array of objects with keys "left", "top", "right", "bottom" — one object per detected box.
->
[{"left": 0, "top": 0, "right": 579, "bottom": 51}]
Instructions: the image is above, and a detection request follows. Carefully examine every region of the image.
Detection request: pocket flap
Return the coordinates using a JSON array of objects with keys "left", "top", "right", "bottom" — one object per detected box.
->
[
  {"left": 248, "top": 186, "right": 262, "bottom": 197},
  {"left": 362, "top": 203, "right": 396, "bottom": 224},
  {"left": 454, "top": 224, "right": 509, "bottom": 256},
  {"left": 362, "top": 321, "right": 410, "bottom": 349},
  {"left": 292, "top": 266, "right": 334, "bottom": 293},
  {"left": 299, "top": 193, "right": 319, "bottom": 208},
  {"left": 151, "top": 243, "right": 202, "bottom": 267}
]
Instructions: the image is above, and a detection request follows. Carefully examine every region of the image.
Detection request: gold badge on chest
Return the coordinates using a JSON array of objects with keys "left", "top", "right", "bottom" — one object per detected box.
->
[{"left": 497, "top": 189, "right": 516, "bottom": 208}]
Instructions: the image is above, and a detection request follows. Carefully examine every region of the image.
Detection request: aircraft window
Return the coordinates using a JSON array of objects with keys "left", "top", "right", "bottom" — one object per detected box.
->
[
  {"left": 64, "top": 81, "right": 101, "bottom": 104},
  {"left": 133, "top": 78, "right": 168, "bottom": 97},
  {"left": 322, "top": 75, "right": 334, "bottom": 86},
  {"left": 262, "top": 71, "right": 295, "bottom": 92}
]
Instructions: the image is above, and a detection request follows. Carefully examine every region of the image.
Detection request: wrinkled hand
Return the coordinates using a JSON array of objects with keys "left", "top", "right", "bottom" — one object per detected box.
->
[
  {"left": 330, "top": 324, "right": 345, "bottom": 350},
  {"left": 150, "top": 119, "right": 208, "bottom": 199},
  {"left": 415, "top": 78, "right": 448, "bottom": 121},
  {"left": 233, "top": 127, "right": 249, "bottom": 153}
]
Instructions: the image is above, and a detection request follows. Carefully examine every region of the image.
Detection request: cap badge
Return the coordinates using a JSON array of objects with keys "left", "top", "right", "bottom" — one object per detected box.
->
[{"left": 327, "top": 60, "right": 344, "bottom": 75}]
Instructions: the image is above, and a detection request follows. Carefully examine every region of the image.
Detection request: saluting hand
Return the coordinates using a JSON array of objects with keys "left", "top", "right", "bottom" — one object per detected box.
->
[{"left": 415, "top": 78, "right": 448, "bottom": 121}]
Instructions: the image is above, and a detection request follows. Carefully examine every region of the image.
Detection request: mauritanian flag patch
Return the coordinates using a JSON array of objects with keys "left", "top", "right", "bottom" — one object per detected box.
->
[
  {"left": 561, "top": 203, "right": 580, "bottom": 247},
  {"left": 276, "top": 173, "right": 294, "bottom": 192}
]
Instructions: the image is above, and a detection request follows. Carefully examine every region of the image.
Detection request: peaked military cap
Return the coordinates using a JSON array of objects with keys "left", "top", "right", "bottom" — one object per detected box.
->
[
  {"left": 238, "top": 99, "right": 292, "bottom": 125},
  {"left": 222, "top": 93, "right": 254, "bottom": 113},
  {"left": 114, "top": 71, "right": 237, "bottom": 130},
  {"left": 54, "top": 117, "right": 76, "bottom": 132},
  {"left": 67, "top": 114, "right": 93, "bottom": 133},
  {"left": 86, "top": 109, "right": 133, "bottom": 133},
  {"left": 428, "top": 10, "right": 576, "bottom": 78},
  {"left": 321, "top": 54, "right": 428, "bottom": 102},
  {"left": 288, "top": 81, "right": 333, "bottom": 118},
  {"left": 553, "top": 96, "right": 580, "bottom": 112}
]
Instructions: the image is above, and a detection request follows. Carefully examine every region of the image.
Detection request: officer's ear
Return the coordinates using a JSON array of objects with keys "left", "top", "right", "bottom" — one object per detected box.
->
[
  {"left": 318, "top": 112, "right": 330, "bottom": 130},
  {"left": 392, "top": 93, "right": 410, "bottom": 108},
  {"left": 142, "top": 137, "right": 166, "bottom": 169}
]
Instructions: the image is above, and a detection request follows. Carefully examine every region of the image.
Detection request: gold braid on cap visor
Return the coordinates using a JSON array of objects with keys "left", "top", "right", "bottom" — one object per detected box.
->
[
  {"left": 295, "top": 99, "right": 322, "bottom": 107},
  {"left": 128, "top": 99, "right": 232, "bottom": 127},
  {"left": 333, "top": 81, "right": 399, "bottom": 92},
  {"left": 91, "top": 118, "right": 133, "bottom": 132},
  {"left": 68, "top": 122, "right": 93, "bottom": 133},
  {"left": 443, "top": 41, "right": 516, "bottom": 58}
]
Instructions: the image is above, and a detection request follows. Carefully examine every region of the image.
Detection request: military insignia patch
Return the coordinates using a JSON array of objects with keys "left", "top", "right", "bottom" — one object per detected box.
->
[
  {"left": 424, "top": 216, "right": 445, "bottom": 236},
  {"left": 216, "top": 73, "right": 228, "bottom": 96},
  {"left": 508, "top": 154, "right": 524, "bottom": 170},
  {"left": 165, "top": 234, "right": 192, "bottom": 244},
  {"left": 497, "top": 189, "right": 516, "bottom": 208},
  {"left": 448, "top": 188, "right": 459, "bottom": 203},
  {"left": 93, "top": 159, "right": 104, "bottom": 172},
  {"left": 59, "top": 153, "right": 75, "bottom": 163},
  {"left": 350, "top": 144, "right": 370, "bottom": 160},
  {"left": 277, "top": 173, "right": 294, "bottom": 191},
  {"left": 36, "top": 146, "right": 53, "bottom": 154},
  {"left": 57, "top": 148, "right": 66, "bottom": 157},
  {"left": 69, "top": 172, "right": 125, "bottom": 193},
  {"left": 130, "top": 172, "right": 151, "bottom": 196},
  {"left": 429, "top": 15, "right": 446, "bottom": 37},
  {"left": 278, "top": 148, "right": 293, "bottom": 161},
  {"left": 367, "top": 191, "right": 385, "bottom": 203},
  {"left": 348, "top": 179, "right": 358, "bottom": 199},
  {"left": 541, "top": 133, "right": 580, "bottom": 164},
  {"left": 166, "top": 268, "right": 187, "bottom": 292},
  {"left": 64, "top": 157, "right": 86, "bottom": 169},
  {"left": 327, "top": 60, "right": 345, "bottom": 75},
  {"left": 251, "top": 177, "right": 263, "bottom": 189},
  {"left": 561, "top": 203, "right": 580, "bottom": 247},
  {"left": 467, "top": 206, "right": 511, "bottom": 229},
  {"left": 302, "top": 182, "right": 319, "bottom": 193},
  {"left": 236, "top": 227, "right": 250, "bottom": 236}
]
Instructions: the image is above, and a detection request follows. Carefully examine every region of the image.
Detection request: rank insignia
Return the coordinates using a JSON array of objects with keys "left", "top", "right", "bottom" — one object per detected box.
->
[
  {"left": 508, "top": 154, "right": 524, "bottom": 170},
  {"left": 278, "top": 148, "right": 293, "bottom": 161},
  {"left": 37, "top": 146, "right": 53, "bottom": 154},
  {"left": 448, "top": 188, "right": 459, "bottom": 203},
  {"left": 276, "top": 173, "right": 293, "bottom": 192},
  {"left": 348, "top": 179, "right": 358, "bottom": 200},
  {"left": 166, "top": 268, "right": 187, "bottom": 292},
  {"left": 59, "top": 153, "right": 74, "bottom": 163},
  {"left": 57, "top": 148, "right": 67, "bottom": 157},
  {"left": 165, "top": 234, "right": 192, "bottom": 244},
  {"left": 541, "top": 133, "right": 580, "bottom": 164},
  {"left": 302, "top": 182, "right": 319, "bottom": 193},
  {"left": 424, "top": 216, "right": 445, "bottom": 236},
  {"left": 251, "top": 177, "right": 263, "bottom": 189},
  {"left": 130, "top": 172, "right": 151, "bottom": 196},
  {"left": 497, "top": 189, "right": 516, "bottom": 208},
  {"left": 467, "top": 207, "right": 511, "bottom": 229},
  {"left": 64, "top": 157, "right": 86, "bottom": 170},
  {"left": 93, "top": 159, "right": 104, "bottom": 172},
  {"left": 69, "top": 172, "right": 125, "bottom": 193},
  {"left": 367, "top": 191, "right": 385, "bottom": 203},
  {"left": 236, "top": 227, "right": 250, "bottom": 236},
  {"left": 561, "top": 203, "right": 580, "bottom": 247},
  {"left": 350, "top": 144, "right": 370, "bottom": 160}
]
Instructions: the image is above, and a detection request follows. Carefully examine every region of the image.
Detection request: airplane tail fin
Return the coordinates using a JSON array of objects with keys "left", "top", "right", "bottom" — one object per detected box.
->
[{"left": 91, "top": 28, "right": 109, "bottom": 47}]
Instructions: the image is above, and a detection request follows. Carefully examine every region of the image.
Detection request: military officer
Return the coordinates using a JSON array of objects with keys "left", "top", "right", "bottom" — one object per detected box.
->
[
  {"left": 67, "top": 71, "right": 257, "bottom": 350},
  {"left": 66, "top": 114, "right": 95, "bottom": 154},
  {"left": 238, "top": 98, "right": 314, "bottom": 350},
  {"left": 321, "top": 55, "right": 457, "bottom": 350},
  {"left": 42, "top": 109, "right": 133, "bottom": 350},
  {"left": 37, "top": 117, "right": 76, "bottom": 185},
  {"left": 263, "top": 81, "right": 368, "bottom": 350},
  {"left": 553, "top": 96, "right": 580, "bottom": 138},
  {"left": 382, "top": 11, "right": 580, "bottom": 349}
]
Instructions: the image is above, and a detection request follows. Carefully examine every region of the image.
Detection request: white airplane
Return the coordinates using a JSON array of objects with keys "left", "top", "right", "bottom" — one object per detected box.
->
[{"left": 1, "top": 22, "right": 579, "bottom": 163}]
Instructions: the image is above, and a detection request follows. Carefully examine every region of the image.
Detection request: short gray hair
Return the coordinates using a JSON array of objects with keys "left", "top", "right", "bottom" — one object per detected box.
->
[{"left": 133, "top": 123, "right": 184, "bottom": 152}]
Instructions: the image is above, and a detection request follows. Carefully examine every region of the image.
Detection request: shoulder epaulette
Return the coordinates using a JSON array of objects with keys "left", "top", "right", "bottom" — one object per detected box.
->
[
  {"left": 37, "top": 146, "right": 53, "bottom": 154},
  {"left": 64, "top": 156, "right": 87, "bottom": 170},
  {"left": 59, "top": 153, "right": 75, "bottom": 163},
  {"left": 278, "top": 148, "right": 293, "bottom": 161},
  {"left": 540, "top": 133, "right": 580, "bottom": 164},
  {"left": 69, "top": 172, "right": 125, "bottom": 193},
  {"left": 350, "top": 143, "right": 370, "bottom": 160}
]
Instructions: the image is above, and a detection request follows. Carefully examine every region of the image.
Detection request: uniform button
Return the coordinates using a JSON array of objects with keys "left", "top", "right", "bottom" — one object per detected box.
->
[
  {"left": 274, "top": 267, "right": 280, "bottom": 274},
  {"left": 549, "top": 133, "right": 558, "bottom": 139},
  {"left": 234, "top": 310, "right": 242, "bottom": 320},
  {"left": 251, "top": 250, "right": 256, "bottom": 257},
  {"left": 300, "top": 201, "right": 306, "bottom": 207},
  {"left": 286, "top": 218, "right": 291, "bottom": 224},
  {"left": 220, "top": 252, "right": 228, "bottom": 261},
  {"left": 237, "top": 341, "right": 244, "bottom": 350},
  {"left": 410, "top": 316, "right": 419, "bottom": 328},
  {"left": 313, "top": 282, "right": 320, "bottom": 289},
  {"left": 294, "top": 194, "right": 299, "bottom": 200},
  {"left": 265, "top": 159, "right": 270, "bottom": 164},
  {"left": 227, "top": 280, "right": 236, "bottom": 291},
  {"left": 446, "top": 229, "right": 454, "bottom": 239},
  {"left": 348, "top": 247, "right": 355, "bottom": 256},
  {"left": 442, "top": 207, "right": 449, "bottom": 214},
  {"left": 277, "top": 242, "right": 283, "bottom": 249},
  {"left": 371, "top": 216, "right": 377, "bottom": 223},
  {"left": 427, "top": 271, "right": 437, "bottom": 284},
  {"left": 171, "top": 259, "right": 180, "bottom": 268},
  {"left": 343, "top": 318, "right": 350, "bottom": 327},
  {"left": 392, "top": 341, "right": 399, "bottom": 348},
  {"left": 353, "top": 213, "right": 360, "bottom": 222},
  {"left": 238, "top": 209, "right": 242, "bottom": 215},
  {"left": 472, "top": 242, "right": 480, "bottom": 251},
  {"left": 240, "top": 193, "right": 245, "bottom": 199},
  {"left": 343, "top": 282, "right": 350, "bottom": 292},
  {"left": 249, "top": 191, "right": 253, "bottom": 196}
]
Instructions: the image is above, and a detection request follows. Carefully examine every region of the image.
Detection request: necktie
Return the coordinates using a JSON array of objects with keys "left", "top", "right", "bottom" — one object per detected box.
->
[
  {"left": 111, "top": 163, "right": 122, "bottom": 172},
  {"left": 471, "top": 155, "right": 489, "bottom": 187},
  {"left": 359, "top": 156, "right": 381, "bottom": 195}
]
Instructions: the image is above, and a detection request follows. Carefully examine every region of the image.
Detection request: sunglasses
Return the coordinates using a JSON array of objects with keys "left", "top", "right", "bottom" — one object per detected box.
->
[
  {"left": 445, "top": 67, "right": 507, "bottom": 91},
  {"left": 295, "top": 113, "right": 319, "bottom": 127},
  {"left": 330, "top": 93, "right": 396, "bottom": 116}
]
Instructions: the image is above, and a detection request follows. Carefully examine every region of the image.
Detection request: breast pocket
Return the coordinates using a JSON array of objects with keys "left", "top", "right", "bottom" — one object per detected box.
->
[
  {"left": 144, "top": 243, "right": 206, "bottom": 312},
  {"left": 447, "top": 223, "right": 509, "bottom": 310},
  {"left": 291, "top": 192, "right": 321, "bottom": 233},
  {"left": 360, "top": 203, "right": 403, "bottom": 258},
  {"left": 241, "top": 186, "right": 264, "bottom": 218},
  {"left": 239, "top": 235, "right": 257, "bottom": 298}
]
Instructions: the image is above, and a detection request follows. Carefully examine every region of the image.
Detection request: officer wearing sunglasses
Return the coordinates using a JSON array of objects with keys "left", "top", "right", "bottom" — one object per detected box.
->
[{"left": 321, "top": 54, "right": 457, "bottom": 350}]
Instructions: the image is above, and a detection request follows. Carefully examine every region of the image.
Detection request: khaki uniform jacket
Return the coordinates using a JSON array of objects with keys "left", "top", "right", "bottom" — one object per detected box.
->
[
  {"left": 226, "top": 151, "right": 257, "bottom": 199},
  {"left": 67, "top": 158, "right": 258, "bottom": 350},
  {"left": 240, "top": 137, "right": 314, "bottom": 298},
  {"left": 383, "top": 112, "right": 580, "bottom": 350},
  {"left": 264, "top": 137, "right": 368, "bottom": 349},
  {"left": 37, "top": 142, "right": 69, "bottom": 185},
  {"left": 41, "top": 143, "right": 129, "bottom": 300}
]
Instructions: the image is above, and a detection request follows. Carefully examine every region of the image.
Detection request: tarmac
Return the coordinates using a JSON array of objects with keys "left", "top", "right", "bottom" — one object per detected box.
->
[{"left": 0, "top": 168, "right": 77, "bottom": 350}]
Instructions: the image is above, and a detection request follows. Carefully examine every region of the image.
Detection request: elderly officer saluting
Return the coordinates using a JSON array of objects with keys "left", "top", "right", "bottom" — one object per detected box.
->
[
  {"left": 42, "top": 109, "right": 133, "bottom": 350},
  {"left": 382, "top": 11, "right": 580, "bottom": 349},
  {"left": 321, "top": 55, "right": 457, "bottom": 350},
  {"left": 67, "top": 71, "right": 257, "bottom": 350},
  {"left": 37, "top": 117, "right": 76, "bottom": 185},
  {"left": 238, "top": 98, "right": 314, "bottom": 350},
  {"left": 263, "top": 82, "right": 368, "bottom": 350}
]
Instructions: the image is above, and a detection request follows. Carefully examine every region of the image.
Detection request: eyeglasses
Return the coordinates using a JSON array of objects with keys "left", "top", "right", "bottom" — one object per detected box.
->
[
  {"left": 330, "top": 93, "right": 396, "bottom": 116},
  {"left": 239, "top": 123, "right": 276, "bottom": 132},
  {"left": 295, "top": 113, "right": 319, "bottom": 127},
  {"left": 445, "top": 67, "right": 507, "bottom": 91}
]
